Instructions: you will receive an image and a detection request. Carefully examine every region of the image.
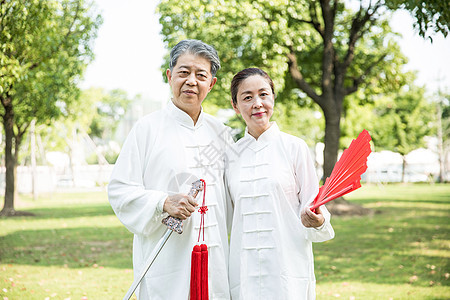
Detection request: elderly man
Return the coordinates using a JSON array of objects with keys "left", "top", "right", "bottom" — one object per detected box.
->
[{"left": 108, "top": 40, "right": 232, "bottom": 299}]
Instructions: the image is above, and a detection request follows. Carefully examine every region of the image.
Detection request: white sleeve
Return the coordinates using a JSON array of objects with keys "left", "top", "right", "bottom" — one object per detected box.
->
[
  {"left": 224, "top": 160, "right": 234, "bottom": 236},
  {"left": 294, "top": 140, "right": 335, "bottom": 242},
  {"left": 107, "top": 124, "right": 168, "bottom": 236},
  {"left": 223, "top": 127, "right": 236, "bottom": 235},
  {"left": 305, "top": 204, "right": 335, "bottom": 242}
]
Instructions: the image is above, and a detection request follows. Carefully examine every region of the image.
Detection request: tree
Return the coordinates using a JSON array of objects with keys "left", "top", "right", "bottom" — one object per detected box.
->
[
  {"left": 372, "top": 86, "right": 434, "bottom": 182},
  {"left": 88, "top": 88, "right": 132, "bottom": 143},
  {"left": 435, "top": 90, "right": 449, "bottom": 182},
  {"left": 0, "top": 0, "right": 101, "bottom": 216},
  {"left": 157, "top": 0, "right": 411, "bottom": 181}
]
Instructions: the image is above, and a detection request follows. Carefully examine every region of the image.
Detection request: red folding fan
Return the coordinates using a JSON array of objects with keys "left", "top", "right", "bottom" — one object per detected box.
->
[{"left": 311, "top": 129, "right": 372, "bottom": 212}]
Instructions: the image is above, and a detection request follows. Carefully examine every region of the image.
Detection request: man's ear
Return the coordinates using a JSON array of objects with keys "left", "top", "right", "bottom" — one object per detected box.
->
[
  {"left": 208, "top": 77, "right": 217, "bottom": 92},
  {"left": 166, "top": 69, "right": 172, "bottom": 84},
  {"left": 231, "top": 99, "right": 240, "bottom": 115}
]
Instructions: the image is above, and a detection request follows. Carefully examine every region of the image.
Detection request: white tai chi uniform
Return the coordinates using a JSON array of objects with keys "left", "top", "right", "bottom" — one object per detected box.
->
[
  {"left": 108, "top": 100, "right": 232, "bottom": 299},
  {"left": 226, "top": 123, "right": 334, "bottom": 300}
]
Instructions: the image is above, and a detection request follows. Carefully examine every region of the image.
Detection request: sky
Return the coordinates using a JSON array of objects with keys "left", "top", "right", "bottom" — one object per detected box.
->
[{"left": 81, "top": 0, "right": 450, "bottom": 102}]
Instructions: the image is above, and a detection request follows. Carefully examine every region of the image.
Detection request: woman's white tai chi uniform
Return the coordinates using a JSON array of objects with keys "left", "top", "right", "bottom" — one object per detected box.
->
[
  {"left": 226, "top": 123, "right": 335, "bottom": 300},
  {"left": 108, "top": 100, "right": 232, "bottom": 299}
]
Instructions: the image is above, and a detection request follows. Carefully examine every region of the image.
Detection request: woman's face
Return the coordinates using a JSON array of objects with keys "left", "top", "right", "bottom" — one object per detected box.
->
[{"left": 232, "top": 75, "right": 274, "bottom": 138}]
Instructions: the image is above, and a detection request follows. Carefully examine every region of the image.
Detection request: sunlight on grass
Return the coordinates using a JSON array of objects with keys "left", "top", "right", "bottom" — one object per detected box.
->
[
  {"left": 316, "top": 281, "right": 449, "bottom": 300},
  {"left": 1, "top": 184, "right": 449, "bottom": 299},
  {"left": 315, "top": 183, "right": 450, "bottom": 298}
]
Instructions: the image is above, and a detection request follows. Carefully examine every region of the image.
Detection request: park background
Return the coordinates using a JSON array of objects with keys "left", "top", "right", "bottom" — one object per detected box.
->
[{"left": 1, "top": 0, "right": 449, "bottom": 299}]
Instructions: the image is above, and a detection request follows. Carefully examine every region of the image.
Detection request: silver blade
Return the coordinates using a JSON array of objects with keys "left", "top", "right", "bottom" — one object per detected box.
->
[{"left": 123, "top": 229, "right": 173, "bottom": 300}]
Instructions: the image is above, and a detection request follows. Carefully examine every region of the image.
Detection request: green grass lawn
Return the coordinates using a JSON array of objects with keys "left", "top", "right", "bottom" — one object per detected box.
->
[
  {"left": 314, "top": 183, "right": 450, "bottom": 299},
  {"left": 0, "top": 183, "right": 449, "bottom": 299}
]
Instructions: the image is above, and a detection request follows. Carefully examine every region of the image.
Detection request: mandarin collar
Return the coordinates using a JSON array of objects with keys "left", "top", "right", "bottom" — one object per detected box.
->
[
  {"left": 166, "top": 100, "right": 204, "bottom": 129},
  {"left": 242, "top": 122, "right": 280, "bottom": 151}
]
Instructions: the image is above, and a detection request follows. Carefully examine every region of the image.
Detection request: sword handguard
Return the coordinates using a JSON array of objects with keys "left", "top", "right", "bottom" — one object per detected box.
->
[{"left": 162, "top": 180, "right": 204, "bottom": 234}]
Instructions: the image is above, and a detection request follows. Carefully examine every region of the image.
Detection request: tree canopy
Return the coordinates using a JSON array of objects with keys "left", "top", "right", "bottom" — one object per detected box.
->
[
  {"left": 386, "top": 0, "right": 449, "bottom": 40},
  {"left": 157, "top": 0, "right": 413, "bottom": 179}
]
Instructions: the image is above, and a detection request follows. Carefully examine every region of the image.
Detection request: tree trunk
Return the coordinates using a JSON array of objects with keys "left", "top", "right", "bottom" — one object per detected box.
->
[
  {"left": 0, "top": 99, "right": 33, "bottom": 217},
  {"left": 1, "top": 98, "right": 17, "bottom": 216},
  {"left": 323, "top": 108, "right": 341, "bottom": 180},
  {"left": 14, "top": 129, "right": 21, "bottom": 202}
]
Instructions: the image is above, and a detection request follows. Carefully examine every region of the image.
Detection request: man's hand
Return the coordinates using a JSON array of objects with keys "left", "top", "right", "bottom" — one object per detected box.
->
[
  {"left": 163, "top": 194, "right": 198, "bottom": 220},
  {"left": 301, "top": 205, "right": 325, "bottom": 228}
]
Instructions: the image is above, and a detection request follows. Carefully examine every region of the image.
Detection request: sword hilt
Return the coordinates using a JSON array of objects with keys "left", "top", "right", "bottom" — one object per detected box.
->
[{"left": 161, "top": 180, "right": 204, "bottom": 234}]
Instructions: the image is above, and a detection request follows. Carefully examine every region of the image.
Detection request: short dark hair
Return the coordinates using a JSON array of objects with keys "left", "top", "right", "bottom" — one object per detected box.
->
[
  {"left": 169, "top": 39, "right": 221, "bottom": 77},
  {"left": 230, "top": 68, "right": 275, "bottom": 106}
]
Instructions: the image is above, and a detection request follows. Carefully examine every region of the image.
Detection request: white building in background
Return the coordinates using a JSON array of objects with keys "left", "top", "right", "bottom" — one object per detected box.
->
[
  {"left": 313, "top": 136, "right": 448, "bottom": 184},
  {"left": 364, "top": 149, "right": 438, "bottom": 183}
]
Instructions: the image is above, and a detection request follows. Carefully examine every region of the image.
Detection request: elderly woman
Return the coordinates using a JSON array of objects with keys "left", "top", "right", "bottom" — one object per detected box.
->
[{"left": 226, "top": 68, "right": 335, "bottom": 299}]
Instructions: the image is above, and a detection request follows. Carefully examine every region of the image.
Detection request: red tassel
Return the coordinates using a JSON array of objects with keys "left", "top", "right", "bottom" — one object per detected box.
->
[
  {"left": 190, "top": 245, "right": 202, "bottom": 300},
  {"left": 200, "top": 244, "right": 209, "bottom": 300},
  {"left": 191, "top": 179, "right": 209, "bottom": 300}
]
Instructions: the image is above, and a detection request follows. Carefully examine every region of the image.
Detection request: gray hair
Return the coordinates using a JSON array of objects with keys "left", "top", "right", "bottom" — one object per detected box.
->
[{"left": 169, "top": 39, "right": 221, "bottom": 77}]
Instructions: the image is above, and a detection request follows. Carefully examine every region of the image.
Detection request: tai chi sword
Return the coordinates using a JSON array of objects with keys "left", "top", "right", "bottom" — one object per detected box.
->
[{"left": 123, "top": 180, "right": 204, "bottom": 300}]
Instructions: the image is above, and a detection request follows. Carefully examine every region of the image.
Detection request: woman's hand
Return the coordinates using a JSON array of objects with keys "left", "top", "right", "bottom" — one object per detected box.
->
[{"left": 301, "top": 205, "right": 325, "bottom": 228}]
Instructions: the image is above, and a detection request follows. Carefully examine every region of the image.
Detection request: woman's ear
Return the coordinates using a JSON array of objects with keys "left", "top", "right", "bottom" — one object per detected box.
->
[{"left": 231, "top": 99, "right": 240, "bottom": 115}]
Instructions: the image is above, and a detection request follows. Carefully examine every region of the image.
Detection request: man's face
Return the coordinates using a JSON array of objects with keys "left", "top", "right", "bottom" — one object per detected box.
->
[{"left": 166, "top": 53, "right": 217, "bottom": 119}]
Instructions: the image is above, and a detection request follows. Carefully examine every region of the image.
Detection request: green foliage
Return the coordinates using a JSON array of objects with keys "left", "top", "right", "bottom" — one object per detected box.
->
[
  {"left": 86, "top": 88, "right": 131, "bottom": 141},
  {"left": 30, "top": 88, "right": 130, "bottom": 166},
  {"left": 0, "top": 0, "right": 102, "bottom": 127},
  {"left": 340, "top": 95, "right": 377, "bottom": 148},
  {"left": 272, "top": 102, "right": 324, "bottom": 146},
  {"left": 438, "top": 91, "right": 450, "bottom": 148},
  {"left": 157, "top": 0, "right": 408, "bottom": 143},
  {"left": 386, "top": 0, "right": 450, "bottom": 39},
  {"left": 371, "top": 86, "right": 434, "bottom": 155}
]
